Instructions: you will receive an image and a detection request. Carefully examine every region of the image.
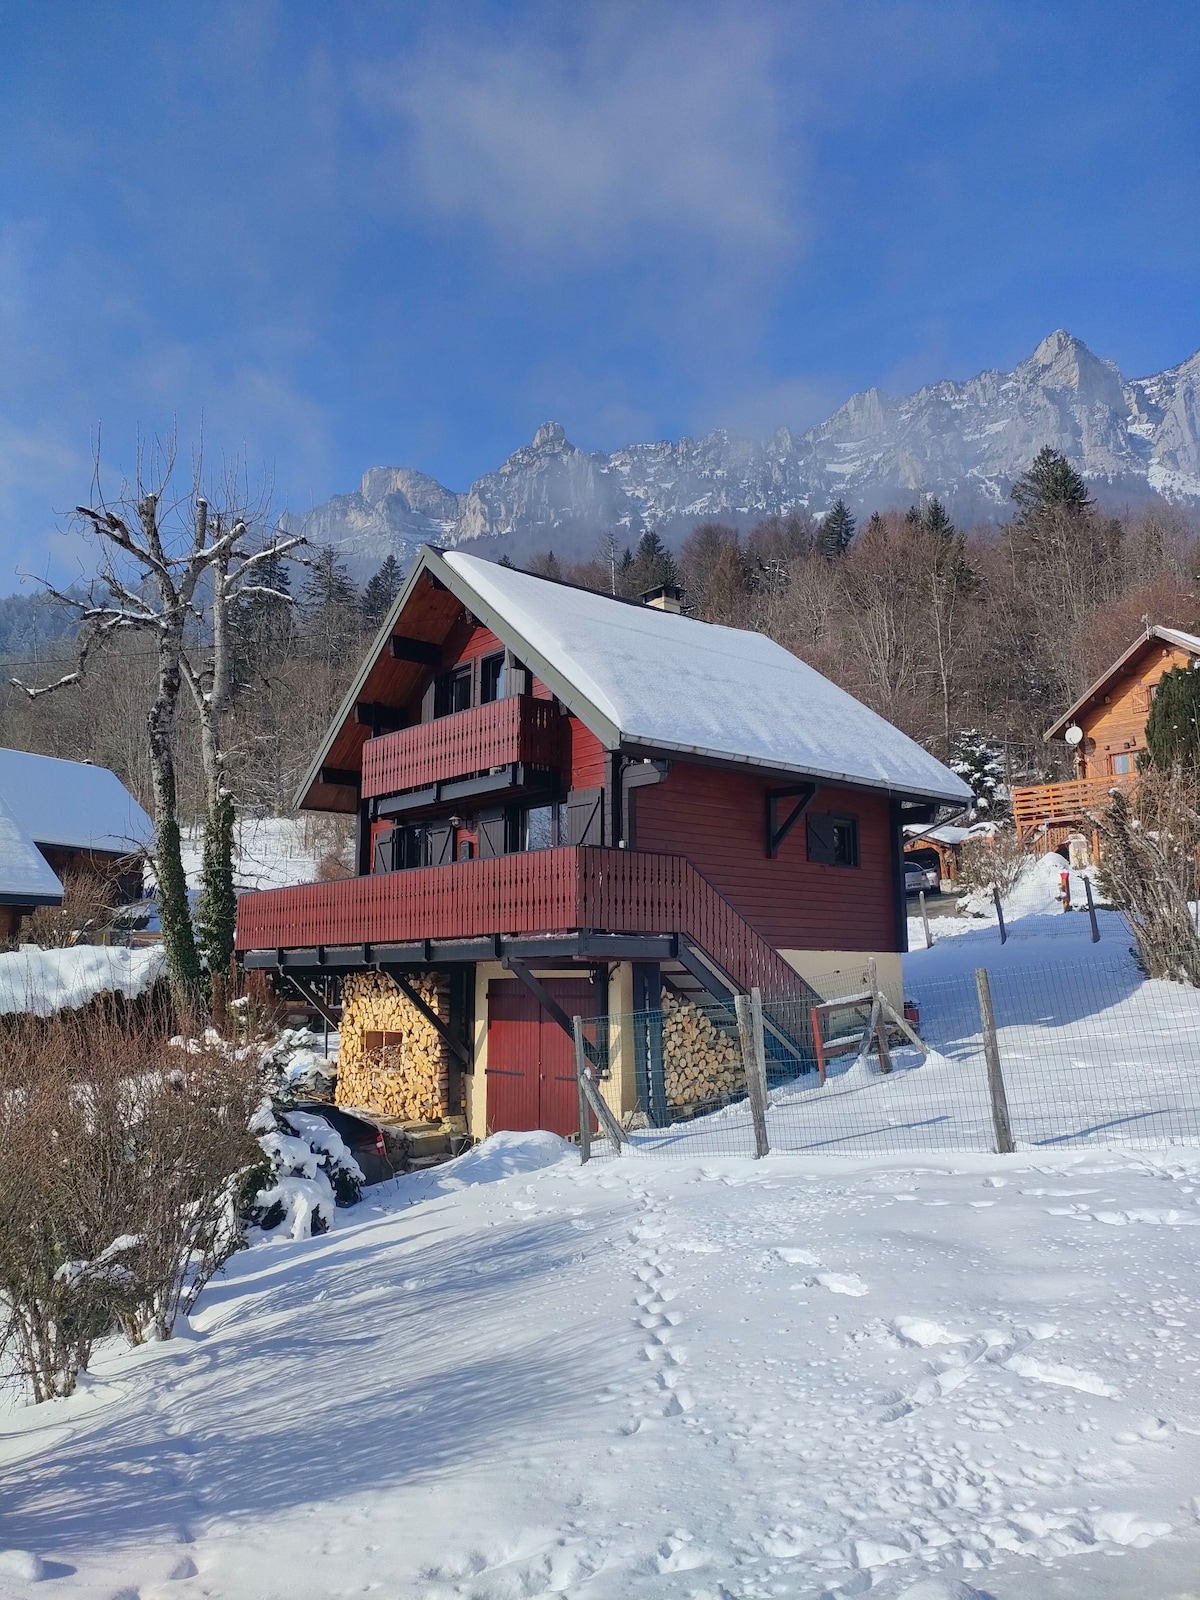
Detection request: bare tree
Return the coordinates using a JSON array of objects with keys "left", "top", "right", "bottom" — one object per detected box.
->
[{"left": 11, "top": 439, "right": 300, "bottom": 1007}]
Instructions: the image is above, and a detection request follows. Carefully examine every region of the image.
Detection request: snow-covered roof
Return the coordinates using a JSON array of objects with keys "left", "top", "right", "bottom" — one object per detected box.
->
[
  {"left": 440, "top": 551, "right": 970, "bottom": 804},
  {"left": 903, "top": 823, "right": 972, "bottom": 845},
  {"left": 0, "top": 749, "right": 154, "bottom": 856},
  {"left": 1045, "top": 624, "right": 1200, "bottom": 741},
  {"left": 0, "top": 794, "right": 63, "bottom": 905}
]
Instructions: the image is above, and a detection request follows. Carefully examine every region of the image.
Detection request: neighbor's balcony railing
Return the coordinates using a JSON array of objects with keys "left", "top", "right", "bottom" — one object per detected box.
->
[
  {"left": 1012, "top": 771, "right": 1136, "bottom": 835},
  {"left": 360, "top": 695, "right": 563, "bottom": 799}
]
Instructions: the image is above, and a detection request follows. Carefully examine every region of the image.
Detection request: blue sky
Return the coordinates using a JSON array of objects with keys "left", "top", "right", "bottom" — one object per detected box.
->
[{"left": 1, "top": 0, "right": 1198, "bottom": 580}]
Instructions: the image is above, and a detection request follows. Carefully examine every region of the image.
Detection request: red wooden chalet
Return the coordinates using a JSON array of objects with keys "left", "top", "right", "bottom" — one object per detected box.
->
[{"left": 235, "top": 547, "right": 969, "bottom": 1138}]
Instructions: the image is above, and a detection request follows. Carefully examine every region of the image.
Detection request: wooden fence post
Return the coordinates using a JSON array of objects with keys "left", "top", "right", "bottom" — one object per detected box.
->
[
  {"left": 919, "top": 890, "right": 933, "bottom": 949},
  {"left": 574, "top": 1015, "right": 591, "bottom": 1165},
  {"left": 974, "top": 968, "right": 1015, "bottom": 1154},
  {"left": 1083, "top": 876, "right": 1100, "bottom": 943},
  {"left": 993, "top": 886, "right": 1007, "bottom": 944},
  {"left": 734, "top": 991, "right": 770, "bottom": 1158}
]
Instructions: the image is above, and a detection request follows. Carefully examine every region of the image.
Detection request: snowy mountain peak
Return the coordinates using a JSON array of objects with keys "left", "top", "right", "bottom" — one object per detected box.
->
[{"left": 299, "top": 332, "right": 1200, "bottom": 573}]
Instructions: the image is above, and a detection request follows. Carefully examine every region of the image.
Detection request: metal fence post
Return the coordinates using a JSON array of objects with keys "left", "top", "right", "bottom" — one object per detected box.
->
[
  {"left": 993, "top": 886, "right": 1007, "bottom": 944},
  {"left": 974, "top": 968, "right": 1015, "bottom": 1154},
  {"left": 573, "top": 1014, "right": 591, "bottom": 1164},
  {"left": 919, "top": 889, "right": 933, "bottom": 948},
  {"left": 1083, "top": 876, "right": 1100, "bottom": 943},
  {"left": 734, "top": 991, "right": 770, "bottom": 1158}
]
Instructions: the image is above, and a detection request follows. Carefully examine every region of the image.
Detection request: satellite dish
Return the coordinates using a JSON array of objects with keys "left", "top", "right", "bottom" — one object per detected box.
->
[{"left": 1065, "top": 724, "right": 1084, "bottom": 747}]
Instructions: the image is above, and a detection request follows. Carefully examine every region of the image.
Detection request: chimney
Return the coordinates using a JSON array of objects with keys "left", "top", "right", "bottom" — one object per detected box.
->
[{"left": 641, "top": 583, "right": 682, "bottom": 614}]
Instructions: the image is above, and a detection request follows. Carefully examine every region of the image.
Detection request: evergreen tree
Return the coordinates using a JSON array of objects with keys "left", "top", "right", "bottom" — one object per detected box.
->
[
  {"left": 1011, "top": 448, "right": 1093, "bottom": 520},
  {"left": 950, "top": 728, "right": 1007, "bottom": 819},
  {"left": 301, "top": 547, "right": 359, "bottom": 663},
  {"left": 230, "top": 549, "right": 294, "bottom": 689},
  {"left": 361, "top": 555, "right": 403, "bottom": 630},
  {"left": 528, "top": 550, "right": 563, "bottom": 580},
  {"left": 302, "top": 547, "right": 358, "bottom": 615},
  {"left": 819, "top": 499, "right": 856, "bottom": 559},
  {"left": 1145, "top": 665, "right": 1200, "bottom": 770},
  {"left": 625, "top": 529, "right": 678, "bottom": 594}
]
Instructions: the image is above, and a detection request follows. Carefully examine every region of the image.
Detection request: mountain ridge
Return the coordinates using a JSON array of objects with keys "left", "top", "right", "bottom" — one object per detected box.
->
[{"left": 292, "top": 331, "right": 1200, "bottom": 572}]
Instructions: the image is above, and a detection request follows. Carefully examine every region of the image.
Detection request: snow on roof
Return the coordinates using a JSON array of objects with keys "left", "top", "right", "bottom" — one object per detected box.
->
[
  {"left": 903, "top": 823, "right": 972, "bottom": 845},
  {"left": 0, "top": 794, "right": 63, "bottom": 903},
  {"left": 443, "top": 552, "right": 971, "bottom": 804},
  {"left": 0, "top": 748, "right": 154, "bottom": 855}
]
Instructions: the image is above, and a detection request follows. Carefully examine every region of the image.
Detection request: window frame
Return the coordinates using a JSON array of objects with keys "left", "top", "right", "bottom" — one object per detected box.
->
[
  {"left": 806, "top": 811, "right": 860, "bottom": 869},
  {"left": 479, "top": 652, "right": 506, "bottom": 704},
  {"left": 433, "top": 664, "right": 473, "bottom": 718}
]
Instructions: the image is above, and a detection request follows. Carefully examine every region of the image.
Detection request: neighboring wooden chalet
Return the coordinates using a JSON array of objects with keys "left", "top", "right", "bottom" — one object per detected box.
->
[
  {"left": 1013, "top": 624, "right": 1200, "bottom": 856},
  {"left": 234, "top": 547, "right": 969, "bottom": 1138},
  {"left": 0, "top": 749, "right": 153, "bottom": 938}
]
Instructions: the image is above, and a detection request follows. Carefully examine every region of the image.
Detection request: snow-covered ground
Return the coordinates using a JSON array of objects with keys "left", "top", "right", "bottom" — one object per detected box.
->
[
  {"left": 3, "top": 1137, "right": 1199, "bottom": 1599},
  {"left": 0, "top": 944, "right": 165, "bottom": 1017},
  {"left": 179, "top": 817, "right": 350, "bottom": 895}
]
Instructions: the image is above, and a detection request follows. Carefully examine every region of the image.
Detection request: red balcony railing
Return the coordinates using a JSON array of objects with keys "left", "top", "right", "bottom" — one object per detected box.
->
[
  {"left": 361, "top": 696, "right": 563, "bottom": 799},
  {"left": 1012, "top": 771, "right": 1135, "bottom": 837},
  {"left": 235, "top": 847, "right": 810, "bottom": 1006}
]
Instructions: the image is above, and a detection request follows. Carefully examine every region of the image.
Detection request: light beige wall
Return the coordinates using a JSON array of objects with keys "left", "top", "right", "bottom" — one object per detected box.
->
[{"left": 779, "top": 949, "right": 904, "bottom": 1012}]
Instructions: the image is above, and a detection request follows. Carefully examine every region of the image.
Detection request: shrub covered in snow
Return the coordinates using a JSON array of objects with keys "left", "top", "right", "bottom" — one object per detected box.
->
[
  {"left": 259, "top": 1026, "right": 337, "bottom": 1100},
  {"left": 240, "top": 1101, "right": 364, "bottom": 1241}
]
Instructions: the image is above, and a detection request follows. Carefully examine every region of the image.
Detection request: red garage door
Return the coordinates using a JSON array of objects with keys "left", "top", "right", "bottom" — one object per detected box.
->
[{"left": 486, "top": 977, "right": 597, "bottom": 1138}]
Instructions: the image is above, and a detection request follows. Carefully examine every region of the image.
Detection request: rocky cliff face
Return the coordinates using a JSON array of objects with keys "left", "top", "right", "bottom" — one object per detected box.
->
[{"left": 298, "top": 331, "right": 1200, "bottom": 571}]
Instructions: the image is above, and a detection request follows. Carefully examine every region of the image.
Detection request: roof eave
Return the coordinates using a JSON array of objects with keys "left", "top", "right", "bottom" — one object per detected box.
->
[
  {"left": 618, "top": 735, "right": 971, "bottom": 808},
  {"left": 1043, "top": 625, "right": 1200, "bottom": 742}
]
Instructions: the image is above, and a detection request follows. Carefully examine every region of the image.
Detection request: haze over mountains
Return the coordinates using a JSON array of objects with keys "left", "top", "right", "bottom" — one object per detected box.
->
[{"left": 293, "top": 331, "right": 1200, "bottom": 573}]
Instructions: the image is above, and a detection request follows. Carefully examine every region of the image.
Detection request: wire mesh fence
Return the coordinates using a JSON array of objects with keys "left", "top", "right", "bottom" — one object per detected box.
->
[{"left": 576, "top": 935, "right": 1200, "bottom": 1162}]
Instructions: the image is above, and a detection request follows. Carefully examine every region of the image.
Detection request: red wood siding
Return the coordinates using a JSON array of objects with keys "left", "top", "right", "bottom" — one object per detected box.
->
[
  {"left": 632, "top": 763, "right": 896, "bottom": 951},
  {"left": 566, "top": 716, "right": 607, "bottom": 788},
  {"left": 362, "top": 697, "right": 564, "bottom": 798}
]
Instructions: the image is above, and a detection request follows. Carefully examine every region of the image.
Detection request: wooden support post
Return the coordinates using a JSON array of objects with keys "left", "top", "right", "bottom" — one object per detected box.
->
[
  {"left": 810, "top": 1004, "right": 828, "bottom": 1086},
  {"left": 975, "top": 967, "right": 1015, "bottom": 1154},
  {"left": 573, "top": 1014, "right": 630, "bottom": 1150},
  {"left": 919, "top": 890, "right": 933, "bottom": 949},
  {"left": 993, "top": 886, "right": 1007, "bottom": 944},
  {"left": 868, "top": 959, "right": 891, "bottom": 1073},
  {"left": 734, "top": 991, "right": 770, "bottom": 1158},
  {"left": 1083, "top": 876, "right": 1100, "bottom": 943},
  {"left": 573, "top": 1015, "right": 592, "bottom": 1164}
]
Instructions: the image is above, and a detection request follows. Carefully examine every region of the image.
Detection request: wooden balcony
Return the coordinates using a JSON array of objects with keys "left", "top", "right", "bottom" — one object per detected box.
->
[
  {"left": 1012, "top": 771, "right": 1135, "bottom": 837},
  {"left": 361, "top": 696, "right": 563, "bottom": 800},
  {"left": 235, "top": 846, "right": 810, "bottom": 1005}
]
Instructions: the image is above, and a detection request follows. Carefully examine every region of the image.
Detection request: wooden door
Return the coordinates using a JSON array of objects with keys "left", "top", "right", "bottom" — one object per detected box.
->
[{"left": 485, "top": 977, "right": 596, "bottom": 1137}]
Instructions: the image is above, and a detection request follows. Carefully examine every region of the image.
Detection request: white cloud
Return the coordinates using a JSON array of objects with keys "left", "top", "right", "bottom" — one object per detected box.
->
[{"left": 359, "top": 4, "right": 799, "bottom": 266}]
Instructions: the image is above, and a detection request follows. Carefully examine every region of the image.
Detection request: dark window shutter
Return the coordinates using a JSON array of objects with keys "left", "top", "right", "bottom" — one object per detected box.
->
[
  {"left": 807, "top": 813, "right": 837, "bottom": 864},
  {"left": 427, "top": 822, "right": 455, "bottom": 866},
  {"left": 565, "top": 787, "right": 604, "bottom": 846},
  {"left": 372, "top": 828, "right": 394, "bottom": 874},
  {"left": 478, "top": 809, "right": 506, "bottom": 859}
]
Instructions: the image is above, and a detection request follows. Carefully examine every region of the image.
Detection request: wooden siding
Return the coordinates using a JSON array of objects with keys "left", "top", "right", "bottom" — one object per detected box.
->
[
  {"left": 362, "top": 696, "right": 563, "bottom": 798},
  {"left": 631, "top": 762, "right": 897, "bottom": 951},
  {"left": 1071, "top": 642, "right": 1195, "bottom": 778},
  {"left": 566, "top": 716, "right": 607, "bottom": 789},
  {"left": 235, "top": 845, "right": 815, "bottom": 1003}
]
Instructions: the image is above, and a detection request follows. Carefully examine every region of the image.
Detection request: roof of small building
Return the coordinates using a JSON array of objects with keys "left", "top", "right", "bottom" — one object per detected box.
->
[
  {"left": 0, "top": 749, "right": 154, "bottom": 856},
  {"left": 0, "top": 794, "right": 64, "bottom": 905},
  {"left": 1044, "top": 624, "right": 1200, "bottom": 741}
]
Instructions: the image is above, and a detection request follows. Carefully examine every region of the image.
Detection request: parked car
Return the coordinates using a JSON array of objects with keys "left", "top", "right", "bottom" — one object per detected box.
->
[
  {"left": 904, "top": 861, "right": 939, "bottom": 895},
  {"left": 287, "top": 1101, "right": 395, "bottom": 1186}
]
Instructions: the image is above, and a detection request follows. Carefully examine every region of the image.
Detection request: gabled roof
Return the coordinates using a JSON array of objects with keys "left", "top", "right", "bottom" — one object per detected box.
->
[
  {"left": 1044, "top": 625, "right": 1200, "bottom": 742},
  {"left": 0, "top": 749, "right": 154, "bottom": 855},
  {"left": 0, "top": 794, "right": 63, "bottom": 906},
  {"left": 297, "top": 546, "right": 971, "bottom": 810}
]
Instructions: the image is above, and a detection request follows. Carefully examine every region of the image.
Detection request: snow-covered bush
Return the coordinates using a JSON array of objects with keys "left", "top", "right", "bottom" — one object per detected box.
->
[
  {"left": 0, "top": 1012, "right": 260, "bottom": 1402},
  {"left": 240, "top": 1102, "right": 363, "bottom": 1241},
  {"left": 259, "top": 1026, "right": 337, "bottom": 1100},
  {"left": 956, "top": 827, "right": 1026, "bottom": 901}
]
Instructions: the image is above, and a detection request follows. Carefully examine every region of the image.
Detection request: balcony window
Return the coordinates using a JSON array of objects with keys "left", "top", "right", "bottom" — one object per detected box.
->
[
  {"left": 480, "top": 652, "right": 506, "bottom": 704},
  {"left": 512, "top": 801, "right": 570, "bottom": 853},
  {"left": 433, "top": 666, "right": 472, "bottom": 718},
  {"left": 1110, "top": 751, "right": 1135, "bottom": 776}
]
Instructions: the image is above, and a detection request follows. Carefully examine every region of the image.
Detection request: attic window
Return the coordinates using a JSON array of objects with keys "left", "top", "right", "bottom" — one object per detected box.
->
[{"left": 807, "top": 813, "right": 859, "bottom": 868}]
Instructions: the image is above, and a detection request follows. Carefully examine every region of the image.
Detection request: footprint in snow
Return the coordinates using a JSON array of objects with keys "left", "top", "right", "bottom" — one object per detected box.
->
[
  {"left": 891, "top": 1316, "right": 967, "bottom": 1348},
  {"left": 804, "top": 1271, "right": 869, "bottom": 1297}
]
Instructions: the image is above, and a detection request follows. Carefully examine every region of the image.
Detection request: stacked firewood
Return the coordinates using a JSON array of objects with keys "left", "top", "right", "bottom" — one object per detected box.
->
[
  {"left": 335, "top": 971, "right": 451, "bottom": 1122},
  {"left": 660, "top": 989, "right": 745, "bottom": 1107}
]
